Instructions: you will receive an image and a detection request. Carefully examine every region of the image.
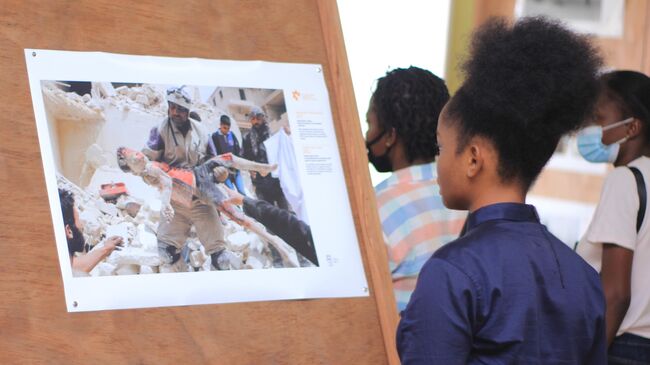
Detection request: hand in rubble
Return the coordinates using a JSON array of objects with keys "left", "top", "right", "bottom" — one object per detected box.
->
[
  {"left": 105, "top": 236, "right": 124, "bottom": 252},
  {"left": 223, "top": 187, "right": 245, "bottom": 206},
  {"left": 162, "top": 204, "right": 175, "bottom": 221}
]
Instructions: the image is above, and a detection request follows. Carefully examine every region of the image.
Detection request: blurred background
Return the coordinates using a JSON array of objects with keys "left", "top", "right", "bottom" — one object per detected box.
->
[{"left": 337, "top": 0, "right": 638, "bottom": 246}]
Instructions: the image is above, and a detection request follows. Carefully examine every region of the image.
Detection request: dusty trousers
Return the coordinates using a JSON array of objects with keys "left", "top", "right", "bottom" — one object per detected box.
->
[{"left": 157, "top": 198, "right": 225, "bottom": 255}]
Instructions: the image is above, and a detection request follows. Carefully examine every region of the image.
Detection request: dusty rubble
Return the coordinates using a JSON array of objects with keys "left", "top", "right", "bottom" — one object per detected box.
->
[
  {"left": 59, "top": 171, "right": 280, "bottom": 277},
  {"left": 51, "top": 83, "right": 302, "bottom": 277},
  {"left": 42, "top": 81, "right": 103, "bottom": 121}
]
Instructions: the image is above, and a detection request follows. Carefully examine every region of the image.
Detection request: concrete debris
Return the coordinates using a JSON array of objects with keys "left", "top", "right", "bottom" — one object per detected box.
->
[
  {"left": 105, "top": 222, "right": 135, "bottom": 244},
  {"left": 52, "top": 83, "right": 302, "bottom": 277},
  {"left": 116, "top": 264, "right": 140, "bottom": 276},
  {"left": 189, "top": 250, "right": 208, "bottom": 269},
  {"left": 227, "top": 231, "right": 252, "bottom": 252},
  {"left": 41, "top": 82, "right": 103, "bottom": 121},
  {"left": 111, "top": 84, "right": 167, "bottom": 116},
  {"left": 244, "top": 256, "right": 265, "bottom": 270},
  {"left": 139, "top": 265, "right": 156, "bottom": 275},
  {"left": 79, "top": 144, "right": 109, "bottom": 187},
  {"left": 90, "top": 262, "right": 117, "bottom": 277}
]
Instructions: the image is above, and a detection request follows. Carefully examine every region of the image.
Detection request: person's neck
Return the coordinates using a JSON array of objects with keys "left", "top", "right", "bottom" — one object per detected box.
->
[
  {"left": 467, "top": 183, "right": 526, "bottom": 213},
  {"left": 615, "top": 143, "right": 649, "bottom": 166},
  {"left": 389, "top": 143, "right": 433, "bottom": 171}
]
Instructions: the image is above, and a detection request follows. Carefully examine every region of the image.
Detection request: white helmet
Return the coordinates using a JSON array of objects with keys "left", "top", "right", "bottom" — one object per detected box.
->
[{"left": 166, "top": 86, "right": 192, "bottom": 110}]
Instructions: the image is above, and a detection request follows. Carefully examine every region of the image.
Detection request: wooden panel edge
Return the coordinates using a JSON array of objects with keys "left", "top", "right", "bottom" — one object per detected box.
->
[{"left": 315, "top": 1, "right": 400, "bottom": 364}]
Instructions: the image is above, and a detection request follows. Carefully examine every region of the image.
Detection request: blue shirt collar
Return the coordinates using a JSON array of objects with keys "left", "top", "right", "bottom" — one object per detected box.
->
[{"left": 466, "top": 202, "right": 540, "bottom": 232}]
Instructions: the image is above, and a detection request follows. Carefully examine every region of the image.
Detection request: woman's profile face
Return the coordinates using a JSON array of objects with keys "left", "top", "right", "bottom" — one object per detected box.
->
[{"left": 436, "top": 104, "right": 470, "bottom": 210}]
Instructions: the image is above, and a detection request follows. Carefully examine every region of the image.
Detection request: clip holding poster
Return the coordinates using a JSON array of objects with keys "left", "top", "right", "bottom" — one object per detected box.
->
[{"left": 25, "top": 49, "right": 368, "bottom": 312}]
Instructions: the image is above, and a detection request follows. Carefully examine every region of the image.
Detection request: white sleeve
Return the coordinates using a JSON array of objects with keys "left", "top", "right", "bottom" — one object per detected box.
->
[{"left": 583, "top": 167, "right": 639, "bottom": 250}]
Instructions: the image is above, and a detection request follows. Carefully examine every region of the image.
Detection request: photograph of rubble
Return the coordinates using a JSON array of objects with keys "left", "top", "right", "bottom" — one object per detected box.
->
[
  {"left": 43, "top": 80, "right": 318, "bottom": 278},
  {"left": 26, "top": 50, "right": 368, "bottom": 312}
]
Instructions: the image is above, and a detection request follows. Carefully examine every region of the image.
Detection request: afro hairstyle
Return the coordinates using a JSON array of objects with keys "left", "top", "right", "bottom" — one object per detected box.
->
[{"left": 446, "top": 17, "right": 602, "bottom": 189}]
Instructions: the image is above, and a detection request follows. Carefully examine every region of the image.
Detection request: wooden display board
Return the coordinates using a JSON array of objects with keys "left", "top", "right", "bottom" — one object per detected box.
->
[{"left": 0, "top": 1, "right": 399, "bottom": 363}]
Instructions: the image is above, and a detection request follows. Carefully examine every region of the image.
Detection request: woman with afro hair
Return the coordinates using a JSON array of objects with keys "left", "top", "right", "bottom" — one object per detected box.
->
[
  {"left": 397, "top": 17, "right": 607, "bottom": 364},
  {"left": 365, "top": 66, "right": 466, "bottom": 312}
]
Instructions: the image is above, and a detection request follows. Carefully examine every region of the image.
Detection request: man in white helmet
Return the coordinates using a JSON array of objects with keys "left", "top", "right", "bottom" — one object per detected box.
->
[{"left": 143, "top": 86, "right": 228, "bottom": 269}]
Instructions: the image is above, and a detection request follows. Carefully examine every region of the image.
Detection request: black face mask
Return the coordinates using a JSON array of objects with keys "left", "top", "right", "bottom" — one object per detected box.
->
[
  {"left": 67, "top": 224, "right": 86, "bottom": 255},
  {"left": 365, "top": 129, "right": 393, "bottom": 173}
]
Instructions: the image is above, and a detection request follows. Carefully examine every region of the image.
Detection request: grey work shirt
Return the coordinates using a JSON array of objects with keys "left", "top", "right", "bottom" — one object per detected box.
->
[{"left": 143, "top": 117, "right": 213, "bottom": 168}]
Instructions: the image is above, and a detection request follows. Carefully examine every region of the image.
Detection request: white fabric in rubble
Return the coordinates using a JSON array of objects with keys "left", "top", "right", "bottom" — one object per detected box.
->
[{"left": 263, "top": 129, "right": 309, "bottom": 224}]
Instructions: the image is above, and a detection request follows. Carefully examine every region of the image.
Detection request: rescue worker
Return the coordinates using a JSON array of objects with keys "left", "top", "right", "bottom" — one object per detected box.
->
[{"left": 143, "top": 86, "right": 228, "bottom": 269}]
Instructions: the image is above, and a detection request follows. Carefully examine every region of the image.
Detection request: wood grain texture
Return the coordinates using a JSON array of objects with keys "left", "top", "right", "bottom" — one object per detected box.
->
[
  {"left": 316, "top": 1, "right": 400, "bottom": 364},
  {"left": 0, "top": 1, "right": 390, "bottom": 364}
]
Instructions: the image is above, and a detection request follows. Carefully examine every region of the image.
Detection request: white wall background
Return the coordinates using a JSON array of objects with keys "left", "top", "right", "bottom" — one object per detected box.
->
[{"left": 337, "top": 0, "right": 452, "bottom": 186}]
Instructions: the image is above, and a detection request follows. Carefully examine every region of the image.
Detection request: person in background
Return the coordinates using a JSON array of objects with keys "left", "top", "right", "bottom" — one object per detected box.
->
[
  {"left": 224, "top": 187, "right": 318, "bottom": 266},
  {"left": 189, "top": 111, "right": 201, "bottom": 122},
  {"left": 365, "top": 66, "right": 465, "bottom": 311},
  {"left": 58, "top": 188, "right": 123, "bottom": 274},
  {"left": 576, "top": 70, "right": 650, "bottom": 364},
  {"left": 212, "top": 115, "right": 246, "bottom": 195},
  {"left": 397, "top": 17, "right": 606, "bottom": 364},
  {"left": 242, "top": 107, "right": 289, "bottom": 210}
]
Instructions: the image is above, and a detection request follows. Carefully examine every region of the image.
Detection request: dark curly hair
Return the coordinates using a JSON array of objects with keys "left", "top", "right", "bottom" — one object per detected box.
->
[
  {"left": 600, "top": 70, "right": 650, "bottom": 142},
  {"left": 446, "top": 17, "right": 602, "bottom": 188},
  {"left": 58, "top": 188, "right": 76, "bottom": 228},
  {"left": 372, "top": 66, "right": 449, "bottom": 163}
]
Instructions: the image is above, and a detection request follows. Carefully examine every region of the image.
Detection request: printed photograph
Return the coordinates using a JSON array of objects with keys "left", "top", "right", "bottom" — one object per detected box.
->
[{"left": 42, "top": 81, "right": 318, "bottom": 277}]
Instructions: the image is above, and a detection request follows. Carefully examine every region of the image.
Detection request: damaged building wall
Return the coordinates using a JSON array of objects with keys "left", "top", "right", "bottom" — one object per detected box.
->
[
  {"left": 42, "top": 82, "right": 105, "bottom": 185},
  {"left": 207, "top": 87, "right": 288, "bottom": 135}
]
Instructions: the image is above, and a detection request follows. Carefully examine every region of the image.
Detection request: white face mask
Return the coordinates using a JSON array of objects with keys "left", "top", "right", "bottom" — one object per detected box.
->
[{"left": 576, "top": 117, "right": 634, "bottom": 163}]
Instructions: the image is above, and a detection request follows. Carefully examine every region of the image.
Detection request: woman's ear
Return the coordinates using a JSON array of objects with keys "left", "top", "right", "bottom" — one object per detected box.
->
[
  {"left": 65, "top": 224, "right": 74, "bottom": 239},
  {"left": 466, "top": 141, "right": 484, "bottom": 178},
  {"left": 628, "top": 118, "right": 643, "bottom": 139}
]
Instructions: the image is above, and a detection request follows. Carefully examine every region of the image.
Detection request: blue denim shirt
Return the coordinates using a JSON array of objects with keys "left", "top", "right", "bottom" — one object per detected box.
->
[{"left": 397, "top": 203, "right": 606, "bottom": 364}]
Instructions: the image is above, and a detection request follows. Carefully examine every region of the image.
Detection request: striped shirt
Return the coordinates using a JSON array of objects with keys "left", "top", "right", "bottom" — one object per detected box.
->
[{"left": 375, "top": 162, "right": 466, "bottom": 311}]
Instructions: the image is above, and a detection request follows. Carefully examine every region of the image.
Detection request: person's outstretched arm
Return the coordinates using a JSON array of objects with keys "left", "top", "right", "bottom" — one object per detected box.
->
[
  {"left": 241, "top": 197, "right": 317, "bottom": 265},
  {"left": 71, "top": 236, "right": 123, "bottom": 273}
]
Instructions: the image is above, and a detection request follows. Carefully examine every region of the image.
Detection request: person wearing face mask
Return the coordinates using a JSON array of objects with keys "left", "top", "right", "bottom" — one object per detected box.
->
[
  {"left": 365, "top": 67, "right": 465, "bottom": 312},
  {"left": 576, "top": 70, "right": 650, "bottom": 364},
  {"left": 142, "top": 86, "right": 228, "bottom": 269}
]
